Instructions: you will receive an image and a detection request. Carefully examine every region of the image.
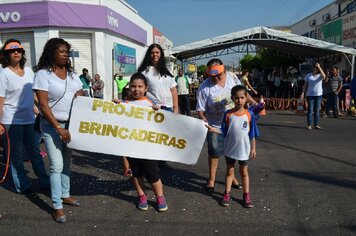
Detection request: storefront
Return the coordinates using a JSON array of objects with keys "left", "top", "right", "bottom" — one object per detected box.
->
[{"left": 0, "top": 0, "right": 156, "bottom": 99}]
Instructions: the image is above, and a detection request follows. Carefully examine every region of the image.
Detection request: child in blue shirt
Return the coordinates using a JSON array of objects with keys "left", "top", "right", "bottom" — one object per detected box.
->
[{"left": 207, "top": 85, "right": 259, "bottom": 208}]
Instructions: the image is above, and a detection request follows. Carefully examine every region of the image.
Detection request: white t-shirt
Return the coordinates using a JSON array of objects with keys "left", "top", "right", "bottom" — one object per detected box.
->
[
  {"left": 0, "top": 67, "right": 36, "bottom": 125},
  {"left": 142, "top": 66, "right": 176, "bottom": 107},
  {"left": 196, "top": 73, "right": 241, "bottom": 128},
  {"left": 176, "top": 75, "right": 192, "bottom": 95},
  {"left": 222, "top": 109, "right": 259, "bottom": 161},
  {"left": 33, "top": 69, "right": 82, "bottom": 121},
  {"left": 304, "top": 73, "right": 323, "bottom": 96}
]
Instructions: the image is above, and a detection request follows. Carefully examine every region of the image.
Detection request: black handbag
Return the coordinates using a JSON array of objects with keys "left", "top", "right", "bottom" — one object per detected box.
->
[{"left": 34, "top": 113, "right": 42, "bottom": 133}]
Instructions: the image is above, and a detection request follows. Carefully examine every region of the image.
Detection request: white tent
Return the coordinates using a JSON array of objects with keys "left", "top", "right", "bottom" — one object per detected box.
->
[{"left": 171, "top": 26, "right": 356, "bottom": 75}]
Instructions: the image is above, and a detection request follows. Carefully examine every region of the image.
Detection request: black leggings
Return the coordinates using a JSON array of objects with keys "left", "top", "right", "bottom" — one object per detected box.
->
[{"left": 127, "top": 158, "right": 160, "bottom": 183}]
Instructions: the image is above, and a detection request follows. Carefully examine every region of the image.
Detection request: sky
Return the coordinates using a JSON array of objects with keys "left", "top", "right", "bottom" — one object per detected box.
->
[{"left": 126, "top": 0, "right": 335, "bottom": 46}]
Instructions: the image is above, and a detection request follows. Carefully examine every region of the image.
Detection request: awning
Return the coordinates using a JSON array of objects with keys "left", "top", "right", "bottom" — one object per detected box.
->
[{"left": 171, "top": 26, "right": 356, "bottom": 61}]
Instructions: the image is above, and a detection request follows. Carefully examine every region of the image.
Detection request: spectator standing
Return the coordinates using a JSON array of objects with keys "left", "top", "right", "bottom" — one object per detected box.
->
[
  {"left": 175, "top": 68, "right": 192, "bottom": 115},
  {"left": 0, "top": 39, "right": 49, "bottom": 195},
  {"left": 324, "top": 66, "right": 343, "bottom": 118},
  {"left": 114, "top": 73, "right": 129, "bottom": 99},
  {"left": 92, "top": 74, "right": 104, "bottom": 99},
  {"left": 241, "top": 69, "right": 258, "bottom": 96},
  {"left": 79, "top": 68, "right": 91, "bottom": 97},
  {"left": 301, "top": 62, "right": 326, "bottom": 130},
  {"left": 339, "top": 72, "right": 350, "bottom": 113}
]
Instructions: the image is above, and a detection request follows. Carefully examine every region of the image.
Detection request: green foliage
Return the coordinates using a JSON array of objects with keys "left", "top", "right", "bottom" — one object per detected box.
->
[
  {"left": 197, "top": 65, "right": 207, "bottom": 77},
  {"left": 240, "top": 49, "right": 302, "bottom": 71}
]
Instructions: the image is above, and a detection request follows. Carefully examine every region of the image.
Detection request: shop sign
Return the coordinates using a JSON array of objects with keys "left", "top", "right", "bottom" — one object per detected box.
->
[{"left": 0, "top": 11, "right": 21, "bottom": 23}]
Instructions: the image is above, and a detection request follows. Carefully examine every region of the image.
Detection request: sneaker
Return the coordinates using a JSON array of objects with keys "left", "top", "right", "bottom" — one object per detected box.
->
[
  {"left": 137, "top": 195, "right": 148, "bottom": 211},
  {"left": 156, "top": 195, "right": 168, "bottom": 212},
  {"left": 243, "top": 193, "right": 254, "bottom": 208},
  {"left": 220, "top": 192, "right": 231, "bottom": 207}
]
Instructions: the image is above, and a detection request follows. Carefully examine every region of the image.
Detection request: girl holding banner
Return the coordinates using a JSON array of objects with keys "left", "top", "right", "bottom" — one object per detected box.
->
[{"left": 117, "top": 72, "right": 168, "bottom": 212}]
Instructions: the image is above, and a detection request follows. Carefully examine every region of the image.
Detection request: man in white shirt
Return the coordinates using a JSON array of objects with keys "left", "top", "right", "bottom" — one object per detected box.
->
[{"left": 175, "top": 69, "right": 192, "bottom": 115}]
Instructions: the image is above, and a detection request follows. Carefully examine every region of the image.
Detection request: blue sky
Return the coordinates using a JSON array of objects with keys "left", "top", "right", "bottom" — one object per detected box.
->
[{"left": 126, "top": 0, "right": 335, "bottom": 46}]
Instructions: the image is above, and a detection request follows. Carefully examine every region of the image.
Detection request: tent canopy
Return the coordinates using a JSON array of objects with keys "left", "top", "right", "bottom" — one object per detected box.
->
[{"left": 171, "top": 26, "right": 356, "bottom": 61}]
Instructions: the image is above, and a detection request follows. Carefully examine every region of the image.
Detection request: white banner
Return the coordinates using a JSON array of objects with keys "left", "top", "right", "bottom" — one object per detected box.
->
[{"left": 67, "top": 97, "right": 207, "bottom": 164}]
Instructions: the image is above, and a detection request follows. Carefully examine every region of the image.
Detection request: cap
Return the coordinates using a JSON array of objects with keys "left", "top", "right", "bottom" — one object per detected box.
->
[{"left": 4, "top": 42, "right": 24, "bottom": 51}]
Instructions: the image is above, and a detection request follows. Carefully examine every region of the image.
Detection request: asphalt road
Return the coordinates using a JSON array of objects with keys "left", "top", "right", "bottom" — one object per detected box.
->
[{"left": 0, "top": 111, "right": 355, "bottom": 236}]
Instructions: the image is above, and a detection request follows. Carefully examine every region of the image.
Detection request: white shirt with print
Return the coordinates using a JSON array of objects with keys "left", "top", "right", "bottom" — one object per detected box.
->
[{"left": 196, "top": 73, "right": 241, "bottom": 128}]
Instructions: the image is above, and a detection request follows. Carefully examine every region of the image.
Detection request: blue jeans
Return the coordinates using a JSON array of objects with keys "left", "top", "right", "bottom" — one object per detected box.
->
[
  {"left": 41, "top": 119, "right": 72, "bottom": 209},
  {"left": 307, "top": 96, "right": 322, "bottom": 126},
  {"left": 325, "top": 92, "right": 339, "bottom": 117},
  {"left": 3, "top": 124, "right": 49, "bottom": 193}
]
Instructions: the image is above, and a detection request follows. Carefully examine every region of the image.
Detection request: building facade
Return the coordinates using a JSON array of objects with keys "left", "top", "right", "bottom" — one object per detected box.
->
[
  {"left": 290, "top": 0, "right": 356, "bottom": 73},
  {"left": 0, "top": 0, "right": 172, "bottom": 99}
]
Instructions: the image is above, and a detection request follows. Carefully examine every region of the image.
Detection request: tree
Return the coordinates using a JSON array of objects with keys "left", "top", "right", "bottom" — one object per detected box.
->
[{"left": 197, "top": 65, "right": 207, "bottom": 77}]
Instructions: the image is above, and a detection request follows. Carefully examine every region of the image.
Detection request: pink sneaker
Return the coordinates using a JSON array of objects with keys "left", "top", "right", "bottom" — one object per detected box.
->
[
  {"left": 156, "top": 195, "right": 168, "bottom": 212},
  {"left": 137, "top": 195, "right": 148, "bottom": 211},
  {"left": 243, "top": 193, "right": 253, "bottom": 208}
]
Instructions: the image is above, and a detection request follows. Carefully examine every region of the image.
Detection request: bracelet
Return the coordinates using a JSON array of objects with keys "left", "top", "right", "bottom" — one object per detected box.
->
[{"left": 55, "top": 124, "right": 62, "bottom": 130}]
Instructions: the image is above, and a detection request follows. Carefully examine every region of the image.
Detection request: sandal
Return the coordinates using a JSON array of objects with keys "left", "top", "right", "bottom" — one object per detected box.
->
[
  {"left": 206, "top": 180, "right": 214, "bottom": 192},
  {"left": 314, "top": 125, "right": 323, "bottom": 130},
  {"left": 306, "top": 126, "right": 312, "bottom": 130},
  {"left": 123, "top": 169, "right": 132, "bottom": 177}
]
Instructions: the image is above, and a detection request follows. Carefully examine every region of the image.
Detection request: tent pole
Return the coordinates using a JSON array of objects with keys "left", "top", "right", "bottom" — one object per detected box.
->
[{"left": 352, "top": 55, "right": 355, "bottom": 80}]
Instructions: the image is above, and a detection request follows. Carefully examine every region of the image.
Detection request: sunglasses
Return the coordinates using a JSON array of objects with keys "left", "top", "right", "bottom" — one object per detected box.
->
[
  {"left": 7, "top": 49, "right": 24, "bottom": 54},
  {"left": 210, "top": 73, "right": 222, "bottom": 78}
]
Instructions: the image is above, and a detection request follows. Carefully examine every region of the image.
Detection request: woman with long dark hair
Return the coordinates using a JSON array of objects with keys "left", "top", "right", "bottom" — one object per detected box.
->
[
  {"left": 33, "top": 38, "right": 83, "bottom": 223},
  {"left": 138, "top": 43, "right": 178, "bottom": 113},
  {"left": 0, "top": 39, "right": 49, "bottom": 195}
]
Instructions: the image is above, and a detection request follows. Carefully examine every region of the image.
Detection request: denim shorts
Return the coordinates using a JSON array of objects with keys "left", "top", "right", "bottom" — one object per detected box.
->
[
  {"left": 207, "top": 131, "right": 225, "bottom": 157},
  {"left": 225, "top": 156, "right": 248, "bottom": 166}
]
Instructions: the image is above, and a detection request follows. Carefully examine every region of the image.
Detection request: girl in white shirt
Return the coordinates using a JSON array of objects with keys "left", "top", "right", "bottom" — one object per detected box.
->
[{"left": 0, "top": 39, "right": 49, "bottom": 195}]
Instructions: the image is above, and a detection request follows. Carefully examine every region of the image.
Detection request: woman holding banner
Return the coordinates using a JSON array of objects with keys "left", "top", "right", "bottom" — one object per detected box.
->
[
  {"left": 33, "top": 38, "right": 83, "bottom": 223},
  {"left": 196, "top": 58, "right": 256, "bottom": 192},
  {"left": 138, "top": 43, "right": 178, "bottom": 113}
]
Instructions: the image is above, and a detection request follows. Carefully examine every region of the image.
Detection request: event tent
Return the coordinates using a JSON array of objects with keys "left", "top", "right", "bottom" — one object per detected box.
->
[{"left": 171, "top": 26, "right": 356, "bottom": 74}]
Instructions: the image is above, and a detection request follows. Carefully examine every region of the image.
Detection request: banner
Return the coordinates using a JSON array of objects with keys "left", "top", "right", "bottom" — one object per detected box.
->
[
  {"left": 113, "top": 43, "right": 137, "bottom": 76},
  {"left": 68, "top": 97, "right": 207, "bottom": 164}
]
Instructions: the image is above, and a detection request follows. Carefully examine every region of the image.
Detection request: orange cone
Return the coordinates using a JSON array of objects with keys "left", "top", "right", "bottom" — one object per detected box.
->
[{"left": 296, "top": 98, "right": 305, "bottom": 115}]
